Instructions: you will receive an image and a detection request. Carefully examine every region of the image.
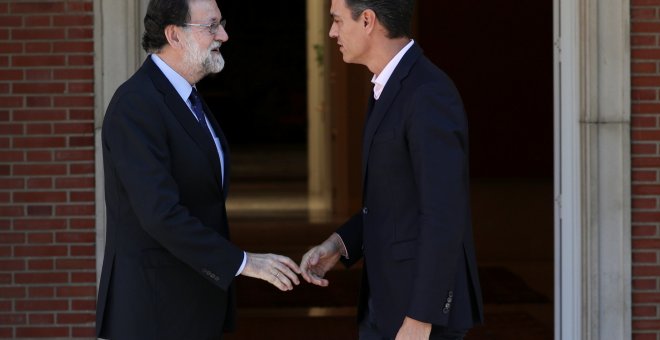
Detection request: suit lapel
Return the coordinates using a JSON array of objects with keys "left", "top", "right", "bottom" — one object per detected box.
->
[
  {"left": 144, "top": 58, "right": 225, "bottom": 194},
  {"left": 361, "top": 44, "right": 423, "bottom": 181}
]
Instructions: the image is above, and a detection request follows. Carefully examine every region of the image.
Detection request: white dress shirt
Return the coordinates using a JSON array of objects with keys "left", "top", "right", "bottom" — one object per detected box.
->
[{"left": 371, "top": 39, "right": 415, "bottom": 100}]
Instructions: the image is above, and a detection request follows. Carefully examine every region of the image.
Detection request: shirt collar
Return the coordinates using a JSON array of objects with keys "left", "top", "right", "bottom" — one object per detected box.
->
[
  {"left": 371, "top": 39, "right": 415, "bottom": 100},
  {"left": 151, "top": 54, "right": 195, "bottom": 104}
]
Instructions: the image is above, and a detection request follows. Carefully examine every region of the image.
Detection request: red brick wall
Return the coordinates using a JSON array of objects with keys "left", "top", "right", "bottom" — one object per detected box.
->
[
  {"left": 632, "top": 0, "right": 660, "bottom": 339},
  {"left": 0, "top": 1, "right": 96, "bottom": 338}
]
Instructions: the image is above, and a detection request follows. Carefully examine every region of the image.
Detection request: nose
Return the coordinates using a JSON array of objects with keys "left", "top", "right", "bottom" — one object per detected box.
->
[
  {"left": 215, "top": 25, "right": 228, "bottom": 42},
  {"left": 329, "top": 22, "right": 338, "bottom": 38}
]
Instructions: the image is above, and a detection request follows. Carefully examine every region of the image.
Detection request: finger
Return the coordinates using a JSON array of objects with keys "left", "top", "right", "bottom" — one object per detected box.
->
[
  {"left": 308, "top": 272, "right": 329, "bottom": 287},
  {"left": 299, "top": 251, "right": 316, "bottom": 282},
  {"left": 275, "top": 255, "right": 302, "bottom": 274},
  {"left": 272, "top": 270, "right": 294, "bottom": 291},
  {"left": 275, "top": 263, "right": 300, "bottom": 286}
]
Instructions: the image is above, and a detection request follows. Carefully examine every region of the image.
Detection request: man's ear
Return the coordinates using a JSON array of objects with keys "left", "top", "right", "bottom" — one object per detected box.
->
[
  {"left": 164, "top": 25, "right": 183, "bottom": 49},
  {"left": 362, "top": 9, "right": 376, "bottom": 32}
]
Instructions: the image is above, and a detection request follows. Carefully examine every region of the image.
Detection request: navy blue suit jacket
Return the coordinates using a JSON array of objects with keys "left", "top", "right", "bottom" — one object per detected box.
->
[
  {"left": 337, "top": 43, "right": 484, "bottom": 337},
  {"left": 96, "top": 57, "right": 244, "bottom": 340}
]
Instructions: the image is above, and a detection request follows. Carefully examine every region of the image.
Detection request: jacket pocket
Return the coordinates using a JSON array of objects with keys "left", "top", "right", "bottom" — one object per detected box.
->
[{"left": 391, "top": 239, "right": 417, "bottom": 261}]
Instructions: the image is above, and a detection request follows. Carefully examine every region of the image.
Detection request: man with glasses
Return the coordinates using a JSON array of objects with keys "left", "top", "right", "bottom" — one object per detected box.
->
[
  {"left": 300, "top": 0, "right": 484, "bottom": 339},
  {"left": 96, "top": 0, "right": 301, "bottom": 339}
]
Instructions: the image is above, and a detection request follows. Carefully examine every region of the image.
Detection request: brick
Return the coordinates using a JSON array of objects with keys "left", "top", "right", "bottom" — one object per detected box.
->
[
  {"left": 634, "top": 198, "right": 659, "bottom": 209},
  {"left": 15, "top": 272, "right": 68, "bottom": 285},
  {"left": 633, "top": 62, "right": 657, "bottom": 74},
  {"left": 0, "top": 69, "right": 23, "bottom": 81},
  {"left": 12, "top": 55, "right": 66, "bottom": 68},
  {"left": 12, "top": 28, "right": 66, "bottom": 40},
  {"left": 56, "top": 232, "right": 94, "bottom": 243},
  {"left": 10, "top": 2, "right": 66, "bottom": 13},
  {"left": 14, "top": 245, "right": 67, "bottom": 257},
  {"left": 29, "top": 287, "right": 54, "bottom": 298},
  {"left": 13, "top": 83, "right": 65, "bottom": 94},
  {"left": 635, "top": 320, "right": 660, "bottom": 330},
  {"left": 71, "top": 299, "right": 96, "bottom": 311},
  {"left": 55, "top": 204, "right": 94, "bottom": 216},
  {"left": 0, "top": 286, "right": 26, "bottom": 298},
  {"left": 634, "top": 292, "right": 660, "bottom": 304},
  {"left": 633, "top": 157, "right": 660, "bottom": 168},
  {"left": 68, "top": 54, "right": 94, "bottom": 66},
  {"left": 69, "top": 163, "right": 94, "bottom": 175},
  {"left": 56, "top": 177, "right": 93, "bottom": 190},
  {"left": 634, "top": 212, "right": 660, "bottom": 223},
  {"left": 25, "top": 42, "right": 52, "bottom": 53},
  {"left": 633, "top": 116, "right": 659, "bottom": 128},
  {"left": 15, "top": 327, "right": 68, "bottom": 337},
  {"left": 13, "top": 136, "right": 66, "bottom": 149},
  {"left": 634, "top": 278, "right": 658, "bottom": 290},
  {"left": 13, "top": 191, "right": 67, "bottom": 203},
  {"left": 26, "top": 205, "right": 53, "bottom": 217},
  {"left": 28, "top": 313, "right": 55, "bottom": 325},
  {"left": 634, "top": 89, "right": 660, "bottom": 101},
  {"left": 54, "top": 15, "right": 93, "bottom": 27},
  {"left": 27, "top": 233, "right": 54, "bottom": 244},
  {"left": 13, "top": 164, "right": 67, "bottom": 176},
  {"left": 0, "top": 232, "right": 26, "bottom": 244},
  {"left": 0, "top": 15, "right": 22, "bottom": 27},
  {"left": 69, "top": 109, "right": 93, "bottom": 120},
  {"left": 71, "top": 272, "right": 95, "bottom": 284},
  {"left": 633, "top": 8, "right": 658, "bottom": 20},
  {"left": 0, "top": 314, "right": 26, "bottom": 325},
  {"left": 53, "top": 95, "right": 93, "bottom": 107},
  {"left": 54, "top": 150, "right": 94, "bottom": 162},
  {"left": 56, "top": 259, "right": 95, "bottom": 271},
  {"left": 28, "top": 259, "right": 54, "bottom": 271},
  {"left": 71, "top": 245, "right": 95, "bottom": 256},
  {"left": 69, "top": 136, "right": 94, "bottom": 147},
  {"left": 68, "top": 27, "right": 93, "bottom": 39},
  {"left": 69, "top": 218, "right": 94, "bottom": 230},
  {"left": 0, "top": 151, "right": 25, "bottom": 162},
  {"left": 53, "top": 123, "right": 94, "bottom": 134},
  {"left": 67, "top": 2, "right": 93, "bottom": 12},
  {"left": 26, "top": 123, "right": 53, "bottom": 134},
  {"left": 58, "top": 312, "right": 95, "bottom": 325},
  {"left": 13, "top": 109, "right": 67, "bottom": 121},
  {"left": 72, "top": 326, "right": 96, "bottom": 337},
  {"left": 26, "top": 96, "right": 53, "bottom": 107},
  {"left": 26, "top": 150, "right": 54, "bottom": 162},
  {"left": 0, "top": 206, "right": 24, "bottom": 217},
  {"left": 0, "top": 329, "right": 11, "bottom": 338},
  {"left": 634, "top": 185, "right": 660, "bottom": 195},
  {"left": 14, "top": 219, "right": 66, "bottom": 230},
  {"left": 67, "top": 82, "right": 94, "bottom": 94},
  {"left": 53, "top": 41, "right": 93, "bottom": 54},
  {"left": 15, "top": 300, "right": 68, "bottom": 312},
  {"left": 57, "top": 286, "right": 96, "bottom": 298},
  {"left": 0, "top": 96, "right": 24, "bottom": 107},
  {"left": 634, "top": 265, "right": 660, "bottom": 277},
  {"left": 0, "top": 259, "right": 26, "bottom": 271},
  {"left": 24, "top": 15, "right": 51, "bottom": 27},
  {"left": 635, "top": 252, "right": 659, "bottom": 264},
  {"left": 633, "top": 143, "right": 659, "bottom": 155},
  {"left": 70, "top": 191, "right": 94, "bottom": 202},
  {"left": 25, "top": 70, "right": 53, "bottom": 81}
]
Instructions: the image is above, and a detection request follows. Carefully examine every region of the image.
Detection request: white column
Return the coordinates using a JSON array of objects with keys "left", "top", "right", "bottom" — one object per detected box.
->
[
  {"left": 94, "top": 0, "right": 147, "bottom": 286},
  {"left": 555, "top": 0, "right": 631, "bottom": 339}
]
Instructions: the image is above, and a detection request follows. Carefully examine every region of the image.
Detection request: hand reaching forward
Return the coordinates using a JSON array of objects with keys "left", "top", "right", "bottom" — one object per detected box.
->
[
  {"left": 300, "top": 233, "right": 344, "bottom": 287},
  {"left": 395, "top": 317, "right": 432, "bottom": 340},
  {"left": 241, "top": 253, "right": 301, "bottom": 291}
]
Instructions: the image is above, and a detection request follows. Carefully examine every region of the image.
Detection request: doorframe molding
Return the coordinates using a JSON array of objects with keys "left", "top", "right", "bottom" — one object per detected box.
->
[{"left": 554, "top": 0, "right": 631, "bottom": 338}]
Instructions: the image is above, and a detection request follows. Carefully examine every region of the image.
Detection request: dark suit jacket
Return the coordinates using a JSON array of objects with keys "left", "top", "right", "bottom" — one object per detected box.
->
[
  {"left": 96, "top": 56, "right": 244, "bottom": 340},
  {"left": 337, "top": 43, "right": 484, "bottom": 337}
]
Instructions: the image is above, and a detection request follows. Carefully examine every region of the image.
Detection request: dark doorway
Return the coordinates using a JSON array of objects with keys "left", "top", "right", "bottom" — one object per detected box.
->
[
  {"left": 418, "top": 1, "right": 555, "bottom": 338},
  {"left": 200, "top": 0, "right": 309, "bottom": 218}
]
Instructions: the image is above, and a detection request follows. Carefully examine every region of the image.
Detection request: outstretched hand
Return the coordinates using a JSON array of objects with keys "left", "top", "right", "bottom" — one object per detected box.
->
[
  {"left": 300, "top": 234, "right": 343, "bottom": 287},
  {"left": 241, "top": 253, "right": 301, "bottom": 291}
]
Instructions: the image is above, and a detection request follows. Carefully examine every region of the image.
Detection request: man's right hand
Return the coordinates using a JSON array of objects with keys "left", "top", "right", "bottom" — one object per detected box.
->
[
  {"left": 300, "top": 234, "right": 343, "bottom": 287},
  {"left": 241, "top": 253, "right": 301, "bottom": 291}
]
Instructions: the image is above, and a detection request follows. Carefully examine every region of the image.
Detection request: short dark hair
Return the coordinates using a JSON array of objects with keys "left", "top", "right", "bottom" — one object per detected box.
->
[
  {"left": 345, "top": 0, "right": 414, "bottom": 38},
  {"left": 141, "top": 0, "right": 191, "bottom": 53}
]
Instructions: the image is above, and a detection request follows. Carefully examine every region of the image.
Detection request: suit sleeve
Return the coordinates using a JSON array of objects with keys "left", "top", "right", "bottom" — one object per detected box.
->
[
  {"left": 103, "top": 90, "right": 244, "bottom": 290},
  {"left": 336, "top": 211, "right": 364, "bottom": 267},
  {"left": 404, "top": 82, "right": 471, "bottom": 325}
]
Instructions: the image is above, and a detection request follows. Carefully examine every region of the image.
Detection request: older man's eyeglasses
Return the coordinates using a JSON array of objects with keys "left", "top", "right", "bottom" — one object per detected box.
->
[{"left": 183, "top": 19, "right": 226, "bottom": 35}]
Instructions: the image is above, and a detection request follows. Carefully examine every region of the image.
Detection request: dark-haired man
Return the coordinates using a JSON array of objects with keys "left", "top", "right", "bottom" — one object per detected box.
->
[
  {"left": 96, "top": 0, "right": 300, "bottom": 339},
  {"left": 300, "top": 0, "right": 484, "bottom": 339}
]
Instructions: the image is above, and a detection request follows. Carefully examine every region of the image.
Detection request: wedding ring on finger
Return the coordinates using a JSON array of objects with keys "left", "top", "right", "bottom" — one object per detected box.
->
[{"left": 274, "top": 271, "right": 280, "bottom": 278}]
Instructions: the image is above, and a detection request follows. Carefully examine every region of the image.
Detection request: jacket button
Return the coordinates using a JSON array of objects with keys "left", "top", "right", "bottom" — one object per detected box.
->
[{"left": 362, "top": 207, "right": 369, "bottom": 214}]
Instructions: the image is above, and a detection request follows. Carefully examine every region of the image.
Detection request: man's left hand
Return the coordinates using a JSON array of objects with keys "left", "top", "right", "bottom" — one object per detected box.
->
[{"left": 395, "top": 317, "right": 432, "bottom": 340}]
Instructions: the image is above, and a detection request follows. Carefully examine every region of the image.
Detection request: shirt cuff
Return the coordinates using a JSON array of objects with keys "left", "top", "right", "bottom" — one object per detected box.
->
[
  {"left": 235, "top": 251, "right": 247, "bottom": 276},
  {"left": 332, "top": 233, "right": 349, "bottom": 259}
]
